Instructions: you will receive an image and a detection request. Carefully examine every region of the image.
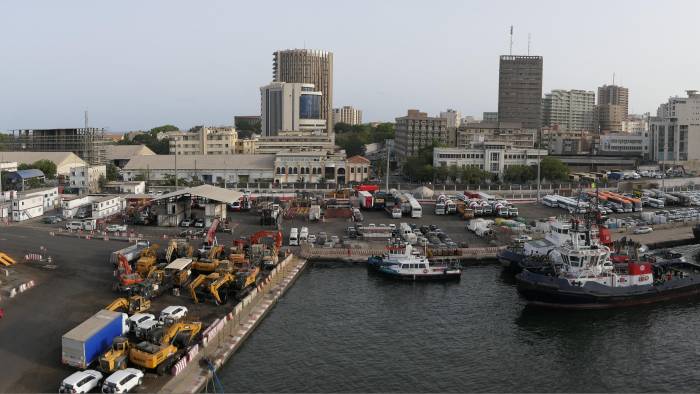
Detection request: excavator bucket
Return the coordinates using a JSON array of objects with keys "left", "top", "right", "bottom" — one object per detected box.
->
[{"left": 0, "top": 252, "right": 17, "bottom": 266}]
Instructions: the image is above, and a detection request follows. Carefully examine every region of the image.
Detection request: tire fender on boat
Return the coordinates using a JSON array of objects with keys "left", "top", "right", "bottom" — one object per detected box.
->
[{"left": 423, "top": 269, "right": 428, "bottom": 274}]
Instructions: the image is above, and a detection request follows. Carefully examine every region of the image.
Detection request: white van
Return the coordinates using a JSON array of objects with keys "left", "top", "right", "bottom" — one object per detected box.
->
[
  {"left": 65, "top": 221, "right": 83, "bottom": 230},
  {"left": 289, "top": 228, "right": 299, "bottom": 246},
  {"left": 299, "top": 227, "right": 309, "bottom": 243}
]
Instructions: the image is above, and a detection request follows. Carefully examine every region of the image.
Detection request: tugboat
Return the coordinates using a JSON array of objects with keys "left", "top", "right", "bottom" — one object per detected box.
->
[
  {"left": 498, "top": 218, "right": 612, "bottom": 273},
  {"left": 368, "top": 242, "right": 462, "bottom": 281},
  {"left": 516, "top": 219, "right": 700, "bottom": 309}
]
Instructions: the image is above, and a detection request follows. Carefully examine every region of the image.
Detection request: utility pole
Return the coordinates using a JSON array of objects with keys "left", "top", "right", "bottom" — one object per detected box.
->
[
  {"left": 174, "top": 144, "right": 178, "bottom": 189},
  {"left": 537, "top": 151, "right": 541, "bottom": 202},
  {"left": 385, "top": 139, "right": 390, "bottom": 192},
  {"left": 509, "top": 25, "right": 513, "bottom": 55}
]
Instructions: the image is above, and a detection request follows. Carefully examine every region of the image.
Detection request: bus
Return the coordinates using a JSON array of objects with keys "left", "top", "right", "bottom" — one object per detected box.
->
[
  {"left": 409, "top": 197, "right": 422, "bottom": 218},
  {"left": 555, "top": 196, "right": 588, "bottom": 213},
  {"left": 542, "top": 195, "right": 559, "bottom": 208}
]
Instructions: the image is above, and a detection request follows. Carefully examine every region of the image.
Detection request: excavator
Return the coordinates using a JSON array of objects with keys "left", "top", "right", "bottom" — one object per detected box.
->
[
  {"left": 187, "top": 272, "right": 219, "bottom": 304},
  {"left": 191, "top": 245, "right": 226, "bottom": 273},
  {"left": 105, "top": 296, "right": 151, "bottom": 314},
  {"left": 129, "top": 321, "right": 202, "bottom": 375},
  {"left": 208, "top": 272, "right": 235, "bottom": 305},
  {"left": 98, "top": 336, "right": 130, "bottom": 373},
  {"left": 135, "top": 244, "right": 160, "bottom": 276},
  {"left": 233, "top": 265, "right": 261, "bottom": 300},
  {"left": 249, "top": 230, "right": 282, "bottom": 268},
  {"left": 115, "top": 254, "right": 144, "bottom": 293}
]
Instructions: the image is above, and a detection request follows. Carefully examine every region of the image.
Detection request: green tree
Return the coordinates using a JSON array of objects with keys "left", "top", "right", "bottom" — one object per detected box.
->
[
  {"left": 32, "top": 159, "right": 57, "bottom": 179},
  {"left": 17, "top": 163, "right": 32, "bottom": 170},
  {"left": 372, "top": 123, "right": 395, "bottom": 143},
  {"left": 106, "top": 163, "right": 119, "bottom": 182},
  {"left": 462, "top": 166, "right": 491, "bottom": 184},
  {"left": 334, "top": 122, "right": 352, "bottom": 134},
  {"left": 540, "top": 156, "right": 569, "bottom": 181},
  {"left": 448, "top": 165, "right": 461, "bottom": 183},
  {"left": 503, "top": 165, "right": 535, "bottom": 184},
  {"left": 0, "top": 133, "right": 14, "bottom": 151},
  {"left": 435, "top": 165, "right": 449, "bottom": 182},
  {"left": 98, "top": 175, "right": 107, "bottom": 190},
  {"left": 117, "top": 124, "right": 177, "bottom": 154}
]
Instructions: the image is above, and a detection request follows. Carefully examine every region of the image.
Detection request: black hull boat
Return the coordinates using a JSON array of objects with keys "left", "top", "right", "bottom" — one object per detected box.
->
[{"left": 517, "top": 264, "right": 700, "bottom": 310}]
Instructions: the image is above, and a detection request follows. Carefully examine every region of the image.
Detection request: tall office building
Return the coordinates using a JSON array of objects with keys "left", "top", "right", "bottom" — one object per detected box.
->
[
  {"left": 273, "top": 49, "right": 333, "bottom": 133},
  {"left": 596, "top": 84, "right": 629, "bottom": 133},
  {"left": 260, "top": 82, "right": 325, "bottom": 136},
  {"left": 497, "top": 55, "right": 543, "bottom": 129},
  {"left": 541, "top": 89, "right": 596, "bottom": 131}
]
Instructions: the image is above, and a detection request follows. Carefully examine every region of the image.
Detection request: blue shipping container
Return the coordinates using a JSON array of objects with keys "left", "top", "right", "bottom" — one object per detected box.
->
[{"left": 62, "top": 310, "right": 126, "bottom": 369}]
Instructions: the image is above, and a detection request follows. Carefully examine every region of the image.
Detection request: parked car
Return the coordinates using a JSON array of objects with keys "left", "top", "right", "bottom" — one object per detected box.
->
[
  {"left": 101, "top": 368, "right": 143, "bottom": 393},
  {"left": 159, "top": 306, "right": 188, "bottom": 323},
  {"left": 633, "top": 226, "right": 653, "bottom": 234},
  {"left": 65, "top": 221, "right": 83, "bottom": 230},
  {"left": 330, "top": 235, "right": 340, "bottom": 244},
  {"left": 59, "top": 370, "right": 103, "bottom": 393},
  {"left": 127, "top": 313, "right": 156, "bottom": 332},
  {"left": 106, "top": 224, "right": 128, "bottom": 233},
  {"left": 307, "top": 234, "right": 317, "bottom": 244},
  {"left": 134, "top": 319, "right": 161, "bottom": 340},
  {"left": 180, "top": 219, "right": 192, "bottom": 227},
  {"left": 43, "top": 216, "right": 62, "bottom": 224},
  {"left": 194, "top": 219, "right": 205, "bottom": 228},
  {"left": 513, "top": 235, "right": 533, "bottom": 243}
]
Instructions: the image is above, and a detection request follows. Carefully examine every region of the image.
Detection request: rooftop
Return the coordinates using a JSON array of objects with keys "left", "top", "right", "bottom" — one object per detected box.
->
[
  {"left": 104, "top": 144, "right": 155, "bottom": 160},
  {"left": 123, "top": 154, "right": 276, "bottom": 171},
  {"left": 0, "top": 152, "right": 86, "bottom": 167},
  {"left": 152, "top": 184, "right": 243, "bottom": 204}
]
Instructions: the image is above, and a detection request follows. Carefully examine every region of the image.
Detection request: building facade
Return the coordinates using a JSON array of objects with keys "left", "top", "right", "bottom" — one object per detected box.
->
[
  {"left": 260, "top": 82, "right": 325, "bottom": 136},
  {"left": 599, "top": 132, "right": 649, "bottom": 157},
  {"left": 598, "top": 84, "right": 629, "bottom": 115},
  {"left": 440, "top": 109, "right": 462, "bottom": 128},
  {"left": 332, "top": 106, "right": 363, "bottom": 126},
  {"left": 457, "top": 122, "right": 536, "bottom": 149},
  {"left": 650, "top": 90, "right": 700, "bottom": 168},
  {"left": 69, "top": 165, "right": 106, "bottom": 193},
  {"left": 8, "top": 187, "right": 59, "bottom": 222},
  {"left": 168, "top": 126, "right": 255, "bottom": 155},
  {"left": 433, "top": 145, "right": 547, "bottom": 175},
  {"left": 498, "top": 55, "right": 543, "bottom": 129},
  {"left": 394, "top": 109, "right": 448, "bottom": 158},
  {"left": 273, "top": 151, "right": 370, "bottom": 185},
  {"left": 273, "top": 49, "right": 333, "bottom": 132},
  {"left": 596, "top": 84, "right": 629, "bottom": 133},
  {"left": 541, "top": 89, "right": 596, "bottom": 131},
  {"left": 255, "top": 132, "right": 335, "bottom": 154},
  {"left": 542, "top": 127, "right": 594, "bottom": 155}
]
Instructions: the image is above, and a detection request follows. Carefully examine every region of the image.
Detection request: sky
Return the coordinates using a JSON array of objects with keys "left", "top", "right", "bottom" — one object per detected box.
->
[{"left": 1, "top": 0, "right": 699, "bottom": 132}]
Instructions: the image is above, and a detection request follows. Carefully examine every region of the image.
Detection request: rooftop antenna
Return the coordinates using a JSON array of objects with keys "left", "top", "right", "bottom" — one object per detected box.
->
[
  {"left": 612, "top": 72, "right": 615, "bottom": 86},
  {"left": 509, "top": 25, "right": 513, "bottom": 55},
  {"left": 527, "top": 33, "right": 531, "bottom": 55},
  {"left": 84, "top": 110, "right": 88, "bottom": 129}
]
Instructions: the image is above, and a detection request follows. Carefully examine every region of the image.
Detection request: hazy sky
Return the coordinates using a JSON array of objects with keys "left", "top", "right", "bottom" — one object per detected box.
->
[{"left": 1, "top": 0, "right": 699, "bottom": 132}]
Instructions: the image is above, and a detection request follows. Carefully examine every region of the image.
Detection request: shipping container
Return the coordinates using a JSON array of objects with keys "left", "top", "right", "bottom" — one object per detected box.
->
[{"left": 61, "top": 310, "right": 129, "bottom": 369}]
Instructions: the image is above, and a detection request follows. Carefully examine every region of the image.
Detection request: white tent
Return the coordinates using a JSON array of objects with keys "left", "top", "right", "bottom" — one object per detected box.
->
[{"left": 412, "top": 186, "right": 434, "bottom": 199}]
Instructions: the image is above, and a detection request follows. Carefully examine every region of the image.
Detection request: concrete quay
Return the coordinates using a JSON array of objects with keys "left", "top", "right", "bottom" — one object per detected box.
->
[
  {"left": 295, "top": 244, "right": 504, "bottom": 264},
  {"left": 160, "top": 254, "right": 308, "bottom": 394}
]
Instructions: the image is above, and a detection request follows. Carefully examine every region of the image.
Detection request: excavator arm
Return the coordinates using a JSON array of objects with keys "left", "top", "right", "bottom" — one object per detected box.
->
[
  {"left": 208, "top": 273, "right": 234, "bottom": 304},
  {"left": 161, "top": 321, "right": 203, "bottom": 347},
  {"left": 106, "top": 298, "right": 129, "bottom": 312}
]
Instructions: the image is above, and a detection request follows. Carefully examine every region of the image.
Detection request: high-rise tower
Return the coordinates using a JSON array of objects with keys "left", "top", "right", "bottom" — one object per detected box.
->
[{"left": 497, "top": 55, "right": 543, "bottom": 129}]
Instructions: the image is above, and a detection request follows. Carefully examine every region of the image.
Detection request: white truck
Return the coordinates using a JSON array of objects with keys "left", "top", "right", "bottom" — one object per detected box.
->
[{"left": 309, "top": 205, "right": 321, "bottom": 221}]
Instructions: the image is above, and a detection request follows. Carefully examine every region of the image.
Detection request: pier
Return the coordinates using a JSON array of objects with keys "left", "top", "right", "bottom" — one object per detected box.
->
[
  {"left": 161, "top": 254, "right": 308, "bottom": 394},
  {"left": 296, "top": 245, "right": 504, "bottom": 263}
]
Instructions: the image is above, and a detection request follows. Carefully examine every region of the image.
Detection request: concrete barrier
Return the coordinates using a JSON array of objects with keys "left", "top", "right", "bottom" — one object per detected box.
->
[{"left": 171, "top": 357, "right": 188, "bottom": 376}]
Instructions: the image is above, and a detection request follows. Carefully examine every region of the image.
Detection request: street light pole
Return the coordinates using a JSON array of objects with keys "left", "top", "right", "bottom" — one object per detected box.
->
[
  {"left": 537, "top": 151, "right": 541, "bottom": 202},
  {"left": 385, "top": 139, "right": 390, "bottom": 192}
]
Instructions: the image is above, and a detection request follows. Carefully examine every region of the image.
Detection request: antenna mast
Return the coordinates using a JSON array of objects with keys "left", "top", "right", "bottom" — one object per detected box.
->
[
  {"left": 509, "top": 25, "right": 513, "bottom": 55},
  {"left": 527, "top": 33, "right": 531, "bottom": 55},
  {"left": 84, "top": 110, "right": 88, "bottom": 129},
  {"left": 612, "top": 72, "right": 615, "bottom": 86}
]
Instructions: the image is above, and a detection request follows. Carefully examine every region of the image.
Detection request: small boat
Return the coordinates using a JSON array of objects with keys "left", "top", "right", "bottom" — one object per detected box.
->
[{"left": 368, "top": 243, "right": 462, "bottom": 281}]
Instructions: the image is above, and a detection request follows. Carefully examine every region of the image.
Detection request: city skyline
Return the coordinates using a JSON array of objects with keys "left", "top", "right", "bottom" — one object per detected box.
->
[{"left": 1, "top": 0, "right": 699, "bottom": 131}]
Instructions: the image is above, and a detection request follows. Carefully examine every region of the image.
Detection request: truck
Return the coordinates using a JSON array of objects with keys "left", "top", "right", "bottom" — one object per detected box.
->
[
  {"left": 62, "top": 310, "right": 130, "bottom": 369},
  {"left": 109, "top": 240, "right": 151, "bottom": 266},
  {"left": 358, "top": 190, "right": 374, "bottom": 210},
  {"left": 309, "top": 205, "right": 321, "bottom": 221}
]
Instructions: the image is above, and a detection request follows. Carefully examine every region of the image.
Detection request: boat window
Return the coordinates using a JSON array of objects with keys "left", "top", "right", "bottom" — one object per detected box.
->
[
  {"left": 401, "top": 264, "right": 407, "bottom": 269},
  {"left": 420, "top": 264, "right": 427, "bottom": 269},
  {"left": 569, "top": 255, "right": 580, "bottom": 267},
  {"left": 590, "top": 255, "right": 598, "bottom": 265}
]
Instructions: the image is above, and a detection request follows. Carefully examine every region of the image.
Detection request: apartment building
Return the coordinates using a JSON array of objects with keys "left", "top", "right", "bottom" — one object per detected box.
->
[
  {"left": 440, "top": 109, "right": 462, "bottom": 128},
  {"left": 599, "top": 132, "right": 649, "bottom": 157},
  {"left": 542, "top": 89, "right": 596, "bottom": 131},
  {"left": 457, "top": 122, "right": 536, "bottom": 149},
  {"left": 168, "top": 126, "right": 254, "bottom": 155},
  {"left": 333, "top": 106, "right": 363, "bottom": 126},
  {"left": 541, "top": 127, "right": 594, "bottom": 155},
  {"left": 70, "top": 165, "right": 106, "bottom": 193},
  {"left": 394, "top": 109, "right": 448, "bottom": 158}
]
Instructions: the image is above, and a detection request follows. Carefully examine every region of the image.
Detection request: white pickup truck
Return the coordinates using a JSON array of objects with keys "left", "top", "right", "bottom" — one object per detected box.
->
[{"left": 106, "top": 224, "right": 128, "bottom": 232}]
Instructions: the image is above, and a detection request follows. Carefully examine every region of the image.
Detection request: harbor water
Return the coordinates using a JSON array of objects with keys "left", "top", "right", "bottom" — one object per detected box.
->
[{"left": 218, "top": 257, "right": 700, "bottom": 392}]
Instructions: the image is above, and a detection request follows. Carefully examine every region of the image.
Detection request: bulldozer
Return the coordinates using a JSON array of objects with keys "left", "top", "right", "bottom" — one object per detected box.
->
[
  {"left": 105, "top": 296, "right": 151, "bottom": 314},
  {"left": 135, "top": 244, "right": 160, "bottom": 277},
  {"left": 129, "top": 321, "right": 202, "bottom": 375},
  {"left": 98, "top": 336, "right": 130, "bottom": 373}
]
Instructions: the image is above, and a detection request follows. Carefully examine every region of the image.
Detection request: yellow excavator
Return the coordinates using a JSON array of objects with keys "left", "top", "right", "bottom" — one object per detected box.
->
[
  {"left": 135, "top": 244, "right": 160, "bottom": 276},
  {"left": 129, "top": 321, "right": 202, "bottom": 375},
  {"left": 208, "top": 273, "right": 235, "bottom": 305},
  {"left": 234, "top": 266, "right": 261, "bottom": 300},
  {"left": 187, "top": 272, "right": 219, "bottom": 304},
  {"left": 192, "top": 245, "right": 226, "bottom": 273},
  {"left": 98, "top": 336, "right": 130, "bottom": 373},
  {"left": 105, "top": 296, "right": 151, "bottom": 314}
]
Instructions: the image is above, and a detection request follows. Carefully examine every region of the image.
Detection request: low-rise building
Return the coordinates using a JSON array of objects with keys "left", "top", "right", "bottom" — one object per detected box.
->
[
  {"left": 104, "top": 181, "right": 146, "bottom": 194},
  {"left": 542, "top": 127, "right": 594, "bottom": 155},
  {"left": 482, "top": 112, "right": 498, "bottom": 122},
  {"left": 599, "top": 132, "right": 649, "bottom": 157},
  {"left": 105, "top": 144, "right": 156, "bottom": 168},
  {"left": 346, "top": 155, "right": 371, "bottom": 183},
  {"left": 91, "top": 195, "right": 123, "bottom": 219},
  {"left": 433, "top": 144, "right": 547, "bottom": 175},
  {"left": 255, "top": 131, "right": 335, "bottom": 154},
  {"left": 332, "top": 106, "right": 363, "bottom": 126},
  {"left": 70, "top": 165, "right": 106, "bottom": 193},
  {"left": 0, "top": 151, "right": 86, "bottom": 176},
  {"left": 457, "top": 122, "right": 537, "bottom": 149},
  {"left": 0, "top": 161, "right": 18, "bottom": 173},
  {"left": 273, "top": 151, "right": 370, "bottom": 185},
  {"left": 5, "top": 169, "right": 46, "bottom": 191},
  {"left": 168, "top": 126, "right": 240, "bottom": 155},
  {"left": 650, "top": 90, "right": 700, "bottom": 169},
  {"left": 122, "top": 155, "right": 276, "bottom": 185},
  {"left": 7, "top": 186, "right": 59, "bottom": 221}
]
